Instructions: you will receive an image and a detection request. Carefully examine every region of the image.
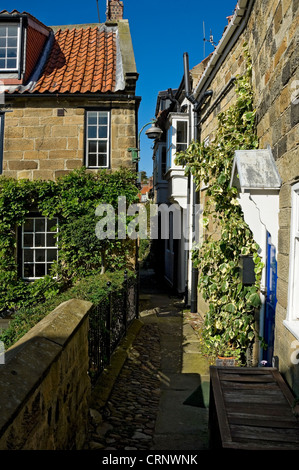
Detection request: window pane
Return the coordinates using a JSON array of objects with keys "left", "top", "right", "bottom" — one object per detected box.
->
[
  {"left": 176, "top": 143, "right": 187, "bottom": 152},
  {"left": 7, "top": 58, "right": 17, "bottom": 68},
  {"left": 88, "top": 141, "right": 97, "bottom": 153},
  {"left": 47, "top": 218, "right": 58, "bottom": 231},
  {"left": 98, "top": 141, "right": 107, "bottom": 154},
  {"left": 177, "top": 121, "right": 187, "bottom": 144},
  {"left": 98, "top": 155, "right": 107, "bottom": 167},
  {"left": 88, "top": 154, "right": 97, "bottom": 167},
  {"left": 0, "top": 59, "right": 5, "bottom": 68},
  {"left": 47, "top": 249, "right": 58, "bottom": 262},
  {"left": 35, "top": 233, "right": 45, "bottom": 247},
  {"left": 23, "top": 250, "right": 34, "bottom": 262},
  {"left": 87, "top": 112, "right": 97, "bottom": 125},
  {"left": 7, "top": 26, "right": 18, "bottom": 36},
  {"left": 98, "top": 126, "right": 107, "bottom": 138},
  {"left": 24, "top": 264, "right": 34, "bottom": 278},
  {"left": 0, "top": 38, "right": 5, "bottom": 47},
  {"left": 88, "top": 126, "right": 97, "bottom": 139},
  {"left": 0, "top": 27, "right": 6, "bottom": 37},
  {"left": 46, "top": 263, "right": 54, "bottom": 275},
  {"left": 35, "top": 249, "right": 46, "bottom": 262},
  {"left": 0, "top": 49, "right": 5, "bottom": 58},
  {"left": 47, "top": 233, "right": 56, "bottom": 247},
  {"left": 35, "top": 218, "right": 45, "bottom": 232},
  {"left": 24, "top": 219, "right": 34, "bottom": 232},
  {"left": 7, "top": 37, "right": 17, "bottom": 47},
  {"left": 35, "top": 264, "right": 45, "bottom": 277},
  {"left": 7, "top": 48, "right": 17, "bottom": 58},
  {"left": 23, "top": 233, "right": 33, "bottom": 247},
  {"left": 98, "top": 112, "right": 108, "bottom": 125}
]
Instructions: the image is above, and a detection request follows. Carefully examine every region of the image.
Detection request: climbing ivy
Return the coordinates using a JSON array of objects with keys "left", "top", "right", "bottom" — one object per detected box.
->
[
  {"left": 0, "top": 167, "right": 139, "bottom": 315},
  {"left": 175, "top": 45, "right": 264, "bottom": 363}
]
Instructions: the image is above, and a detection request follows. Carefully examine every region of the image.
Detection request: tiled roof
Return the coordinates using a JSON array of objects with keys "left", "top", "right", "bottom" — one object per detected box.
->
[
  {"left": 0, "top": 9, "right": 51, "bottom": 31},
  {"left": 32, "top": 26, "right": 117, "bottom": 94}
]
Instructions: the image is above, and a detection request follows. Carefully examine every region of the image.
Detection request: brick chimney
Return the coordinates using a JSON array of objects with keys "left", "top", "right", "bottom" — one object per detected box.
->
[{"left": 106, "top": 0, "right": 124, "bottom": 21}]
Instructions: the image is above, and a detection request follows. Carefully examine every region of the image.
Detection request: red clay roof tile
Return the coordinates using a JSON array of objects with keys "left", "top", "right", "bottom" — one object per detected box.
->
[{"left": 31, "top": 26, "right": 117, "bottom": 94}]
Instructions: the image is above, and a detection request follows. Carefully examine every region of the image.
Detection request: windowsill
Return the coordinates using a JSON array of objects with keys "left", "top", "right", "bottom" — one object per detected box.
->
[
  {"left": 87, "top": 167, "right": 109, "bottom": 170},
  {"left": 283, "top": 320, "right": 299, "bottom": 342}
]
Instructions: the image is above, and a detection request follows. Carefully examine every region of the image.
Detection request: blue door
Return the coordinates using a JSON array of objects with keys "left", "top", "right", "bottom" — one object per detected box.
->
[{"left": 263, "top": 232, "right": 277, "bottom": 364}]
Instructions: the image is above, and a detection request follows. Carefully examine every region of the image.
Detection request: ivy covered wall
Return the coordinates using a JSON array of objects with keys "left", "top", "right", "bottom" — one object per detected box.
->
[{"left": 0, "top": 167, "right": 138, "bottom": 318}]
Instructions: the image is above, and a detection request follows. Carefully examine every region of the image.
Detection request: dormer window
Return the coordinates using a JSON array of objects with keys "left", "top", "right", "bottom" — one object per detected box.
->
[{"left": 0, "top": 23, "right": 21, "bottom": 71}]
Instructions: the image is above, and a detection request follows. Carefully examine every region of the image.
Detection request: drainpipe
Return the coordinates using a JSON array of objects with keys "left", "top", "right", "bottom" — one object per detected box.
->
[
  {"left": 183, "top": 52, "right": 213, "bottom": 313},
  {"left": 0, "top": 113, "right": 4, "bottom": 174}
]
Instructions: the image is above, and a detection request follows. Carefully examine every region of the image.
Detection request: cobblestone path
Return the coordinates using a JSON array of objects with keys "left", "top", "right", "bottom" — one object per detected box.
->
[{"left": 86, "top": 322, "right": 162, "bottom": 450}]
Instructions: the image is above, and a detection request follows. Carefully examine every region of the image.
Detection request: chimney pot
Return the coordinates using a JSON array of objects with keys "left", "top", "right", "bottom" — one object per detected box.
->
[{"left": 106, "top": 0, "right": 124, "bottom": 21}]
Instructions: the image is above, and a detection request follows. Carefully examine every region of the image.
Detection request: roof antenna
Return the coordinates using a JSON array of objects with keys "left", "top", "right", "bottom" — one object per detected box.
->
[
  {"left": 203, "top": 20, "right": 217, "bottom": 57},
  {"left": 96, "top": 0, "right": 100, "bottom": 22}
]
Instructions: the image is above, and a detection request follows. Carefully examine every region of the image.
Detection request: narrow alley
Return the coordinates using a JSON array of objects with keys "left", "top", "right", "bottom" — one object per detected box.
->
[{"left": 85, "top": 269, "right": 210, "bottom": 451}]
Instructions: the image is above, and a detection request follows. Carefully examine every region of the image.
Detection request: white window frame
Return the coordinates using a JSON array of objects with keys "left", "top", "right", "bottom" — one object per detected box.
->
[
  {"left": 22, "top": 217, "right": 58, "bottom": 280},
  {"left": 0, "top": 23, "right": 21, "bottom": 72},
  {"left": 166, "top": 115, "right": 189, "bottom": 172},
  {"left": 86, "top": 110, "right": 110, "bottom": 169},
  {"left": 284, "top": 182, "right": 299, "bottom": 340}
]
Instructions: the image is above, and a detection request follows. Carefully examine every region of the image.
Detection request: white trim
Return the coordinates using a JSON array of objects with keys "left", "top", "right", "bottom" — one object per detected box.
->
[
  {"left": 166, "top": 114, "right": 189, "bottom": 172},
  {"left": 287, "top": 182, "right": 299, "bottom": 324},
  {"left": 0, "top": 22, "right": 21, "bottom": 72},
  {"left": 86, "top": 110, "right": 110, "bottom": 169},
  {"left": 283, "top": 320, "right": 299, "bottom": 342},
  {"left": 22, "top": 217, "right": 58, "bottom": 280}
]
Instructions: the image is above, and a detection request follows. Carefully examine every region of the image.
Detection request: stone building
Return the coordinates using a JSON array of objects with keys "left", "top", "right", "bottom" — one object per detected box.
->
[
  {"left": 151, "top": 0, "right": 299, "bottom": 395},
  {"left": 0, "top": 2, "right": 140, "bottom": 180},
  {"left": 0, "top": 1, "right": 139, "bottom": 282}
]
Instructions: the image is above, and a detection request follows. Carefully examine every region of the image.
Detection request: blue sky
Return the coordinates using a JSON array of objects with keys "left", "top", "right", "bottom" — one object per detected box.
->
[{"left": 2, "top": 0, "right": 237, "bottom": 176}]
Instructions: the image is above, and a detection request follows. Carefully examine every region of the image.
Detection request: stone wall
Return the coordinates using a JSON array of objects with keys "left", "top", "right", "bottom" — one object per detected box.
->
[
  {"left": 197, "top": 0, "right": 299, "bottom": 391},
  {"left": 2, "top": 97, "right": 137, "bottom": 180},
  {"left": 248, "top": 0, "right": 298, "bottom": 393},
  {"left": 0, "top": 299, "right": 93, "bottom": 450}
]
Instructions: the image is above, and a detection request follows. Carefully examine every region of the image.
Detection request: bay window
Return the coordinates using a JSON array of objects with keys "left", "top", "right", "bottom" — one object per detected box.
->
[{"left": 166, "top": 114, "right": 189, "bottom": 172}]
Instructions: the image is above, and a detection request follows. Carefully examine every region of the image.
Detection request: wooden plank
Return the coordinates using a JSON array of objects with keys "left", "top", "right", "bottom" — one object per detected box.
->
[
  {"left": 221, "top": 380, "right": 279, "bottom": 390},
  {"left": 219, "top": 374, "right": 276, "bottom": 383},
  {"left": 230, "top": 424, "right": 299, "bottom": 443},
  {"left": 223, "top": 389, "right": 288, "bottom": 405},
  {"left": 209, "top": 366, "right": 232, "bottom": 445},
  {"left": 272, "top": 368, "right": 298, "bottom": 408},
  {"left": 222, "top": 438, "right": 299, "bottom": 450},
  {"left": 218, "top": 366, "right": 275, "bottom": 375},
  {"left": 227, "top": 401, "right": 295, "bottom": 417},
  {"left": 227, "top": 412, "right": 299, "bottom": 429}
]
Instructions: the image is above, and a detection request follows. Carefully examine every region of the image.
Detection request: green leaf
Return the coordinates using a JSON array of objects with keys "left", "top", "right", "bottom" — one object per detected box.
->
[
  {"left": 225, "top": 303, "right": 236, "bottom": 313},
  {"left": 248, "top": 293, "right": 261, "bottom": 308}
]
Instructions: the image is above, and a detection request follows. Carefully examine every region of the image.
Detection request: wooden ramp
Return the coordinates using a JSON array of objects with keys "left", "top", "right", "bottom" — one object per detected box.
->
[{"left": 209, "top": 366, "right": 299, "bottom": 450}]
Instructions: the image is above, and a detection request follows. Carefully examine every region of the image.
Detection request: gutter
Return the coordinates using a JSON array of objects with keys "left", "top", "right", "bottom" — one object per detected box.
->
[
  {"left": 5, "top": 92, "right": 141, "bottom": 102},
  {"left": 194, "top": 0, "right": 255, "bottom": 99}
]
